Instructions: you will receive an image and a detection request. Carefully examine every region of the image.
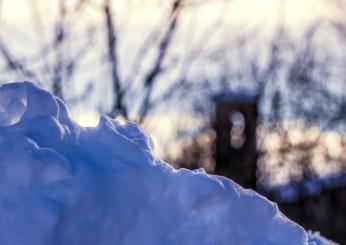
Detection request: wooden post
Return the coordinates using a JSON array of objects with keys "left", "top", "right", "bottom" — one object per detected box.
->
[{"left": 214, "top": 94, "right": 258, "bottom": 190}]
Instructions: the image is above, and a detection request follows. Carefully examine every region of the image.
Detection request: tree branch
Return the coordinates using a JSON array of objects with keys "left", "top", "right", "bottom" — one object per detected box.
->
[
  {"left": 138, "top": 0, "right": 184, "bottom": 123},
  {"left": 104, "top": 0, "right": 127, "bottom": 118}
]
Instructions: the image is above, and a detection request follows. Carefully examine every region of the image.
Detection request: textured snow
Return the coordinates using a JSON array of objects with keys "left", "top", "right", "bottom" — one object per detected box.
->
[
  {"left": 307, "top": 231, "right": 338, "bottom": 245},
  {"left": 0, "top": 82, "right": 336, "bottom": 245}
]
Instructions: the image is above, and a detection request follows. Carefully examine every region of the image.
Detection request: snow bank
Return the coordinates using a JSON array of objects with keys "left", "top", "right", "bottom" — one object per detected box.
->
[{"left": 0, "top": 82, "right": 336, "bottom": 245}]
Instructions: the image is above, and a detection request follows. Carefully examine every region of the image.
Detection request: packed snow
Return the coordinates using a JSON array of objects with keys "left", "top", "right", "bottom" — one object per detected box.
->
[{"left": 0, "top": 82, "right": 337, "bottom": 244}]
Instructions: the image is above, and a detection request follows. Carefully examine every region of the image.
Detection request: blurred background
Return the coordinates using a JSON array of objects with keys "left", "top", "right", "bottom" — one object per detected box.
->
[{"left": 0, "top": 0, "right": 345, "bottom": 243}]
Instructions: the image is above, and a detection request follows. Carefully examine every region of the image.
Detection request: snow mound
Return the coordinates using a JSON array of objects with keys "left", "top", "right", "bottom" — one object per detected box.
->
[{"left": 0, "top": 82, "right": 336, "bottom": 245}]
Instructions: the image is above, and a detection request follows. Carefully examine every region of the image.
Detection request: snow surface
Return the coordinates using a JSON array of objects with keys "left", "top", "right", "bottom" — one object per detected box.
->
[{"left": 0, "top": 82, "right": 337, "bottom": 245}]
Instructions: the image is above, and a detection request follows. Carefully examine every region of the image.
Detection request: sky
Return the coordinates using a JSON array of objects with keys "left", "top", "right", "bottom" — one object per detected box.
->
[
  {"left": 0, "top": 0, "right": 339, "bottom": 157},
  {"left": 0, "top": 0, "right": 331, "bottom": 26}
]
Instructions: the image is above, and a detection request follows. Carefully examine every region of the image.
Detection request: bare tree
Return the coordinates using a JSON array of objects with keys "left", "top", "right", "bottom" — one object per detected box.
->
[
  {"left": 0, "top": 0, "right": 94, "bottom": 101},
  {"left": 0, "top": 0, "right": 235, "bottom": 127}
]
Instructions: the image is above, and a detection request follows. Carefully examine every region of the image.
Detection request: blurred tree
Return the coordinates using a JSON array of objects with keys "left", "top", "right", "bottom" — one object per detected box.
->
[
  {"left": 169, "top": 0, "right": 346, "bottom": 188},
  {"left": 0, "top": 0, "right": 95, "bottom": 101},
  {"left": 0, "top": 0, "right": 240, "bottom": 125}
]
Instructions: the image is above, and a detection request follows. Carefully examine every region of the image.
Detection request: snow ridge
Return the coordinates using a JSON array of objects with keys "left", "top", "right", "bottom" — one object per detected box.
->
[{"left": 0, "top": 82, "right": 336, "bottom": 245}]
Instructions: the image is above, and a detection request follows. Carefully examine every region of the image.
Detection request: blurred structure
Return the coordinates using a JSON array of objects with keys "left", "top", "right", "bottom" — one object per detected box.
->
[
  {"left": 213, "top": 92, "right": 258, "bottom": 190},
  {"left": 213, "top": 94, "right": 346, "bottom": 244}
]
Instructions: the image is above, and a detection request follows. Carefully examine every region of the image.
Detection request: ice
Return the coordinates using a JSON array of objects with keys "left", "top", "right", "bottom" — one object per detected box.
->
[{"left": 0, "top": 81, "right": 336, "bottom": 244}]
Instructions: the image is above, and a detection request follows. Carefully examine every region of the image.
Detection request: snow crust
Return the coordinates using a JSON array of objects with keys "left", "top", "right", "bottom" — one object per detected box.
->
[{"left": 0, "top": 82, "right": 336, "bottom": 245}]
